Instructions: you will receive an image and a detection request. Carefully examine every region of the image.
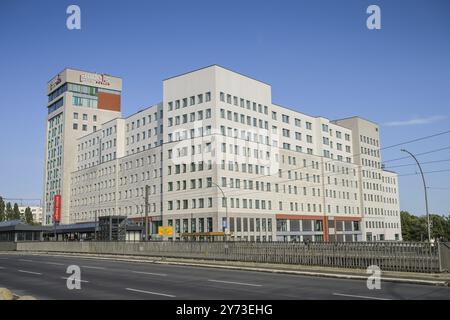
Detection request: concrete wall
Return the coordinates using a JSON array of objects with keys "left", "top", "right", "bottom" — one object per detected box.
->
[{"left": 0, "top": 242, "right": 17, "bottom": 251}]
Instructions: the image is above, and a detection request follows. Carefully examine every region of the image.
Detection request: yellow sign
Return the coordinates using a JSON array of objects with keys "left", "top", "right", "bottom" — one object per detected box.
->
[{"left": 158, "top": 226, "right": 173, "bottom": 236}]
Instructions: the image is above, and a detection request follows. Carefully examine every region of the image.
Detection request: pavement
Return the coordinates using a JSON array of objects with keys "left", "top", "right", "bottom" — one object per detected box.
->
[
  {"left": 0, "top": 252, "right": 449, "bottom": 300},
  {"left": 10, "top": 250, "right": 450, "bottom": 285}
]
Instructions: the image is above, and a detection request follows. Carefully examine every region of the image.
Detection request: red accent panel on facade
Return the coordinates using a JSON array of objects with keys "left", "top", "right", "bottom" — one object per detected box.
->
[
  {"left": 276, "top": 214, "right": 324, "bottom": 220},
  {"left": 334, "top": 216, "right": 362, "bottom": 221},
  {"left": 334, "top": 219, "right": 337, "bottom": 238},
  {"left": 53, "top": 194, "right": 61, "bottom": 223},
  {"left": 276, "top": 214, "right": 361, "bottom": 221},
  {"left": 323, "top": 217, "right": 329, "bottom": 241},
  {"left": 97, "top": 92, "right": 121, "bottom": 112}
]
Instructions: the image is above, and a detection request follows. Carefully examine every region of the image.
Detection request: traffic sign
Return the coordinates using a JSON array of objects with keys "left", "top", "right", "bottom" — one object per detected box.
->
[{"left": 158, "top": 226, "right": 173, "bottom": 236}]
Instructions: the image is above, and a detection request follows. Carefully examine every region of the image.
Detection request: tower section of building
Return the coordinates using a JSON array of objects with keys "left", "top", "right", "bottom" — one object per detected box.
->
[
  {"left": 43, "top": 69, "right": 122, "bottom": 225},
  {"left": 333, "top": 117, "right": 402, "bottom": 241}
]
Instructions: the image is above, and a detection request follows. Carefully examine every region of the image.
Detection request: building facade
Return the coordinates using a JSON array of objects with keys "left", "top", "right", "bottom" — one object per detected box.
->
[
  {"left": 333, "top": 117, "right": 402, "bottom": 241},
  {"left": 18, "top": 206, "right": 43, "bottom": 225},
  {"left": 47, "top": 65, "right": 401, "bottom": 241},
  {"left": 43, "top": 69, "right": 122, "bottom": 225}
]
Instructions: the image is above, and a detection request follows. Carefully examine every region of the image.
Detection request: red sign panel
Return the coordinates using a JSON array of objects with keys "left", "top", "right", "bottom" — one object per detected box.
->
[{"left": 53, "top": 195, "right": 61, "bottom": 223}]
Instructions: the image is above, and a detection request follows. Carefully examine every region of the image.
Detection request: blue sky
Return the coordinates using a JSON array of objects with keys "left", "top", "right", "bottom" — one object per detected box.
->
[{"left": 0, "top": 0, "right": 449, "bottom": 215}]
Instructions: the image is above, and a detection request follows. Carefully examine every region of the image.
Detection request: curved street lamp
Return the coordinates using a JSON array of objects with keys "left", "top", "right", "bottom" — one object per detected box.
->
[{"left": 400, "top": 149, "right": 431, "bottom": 243}]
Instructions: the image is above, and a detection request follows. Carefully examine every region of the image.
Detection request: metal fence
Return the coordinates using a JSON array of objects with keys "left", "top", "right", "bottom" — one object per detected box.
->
[
  {"left": 439, "top": 242, "right": 450, "bottom": 272},
  {"left": 11, "top": 240, "right": 449, "bottom": 273}
]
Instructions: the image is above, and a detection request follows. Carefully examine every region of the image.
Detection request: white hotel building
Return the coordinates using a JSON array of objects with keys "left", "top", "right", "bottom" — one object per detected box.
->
[{"left": 44, "top": 65, "right": 402, "bottom": 241}]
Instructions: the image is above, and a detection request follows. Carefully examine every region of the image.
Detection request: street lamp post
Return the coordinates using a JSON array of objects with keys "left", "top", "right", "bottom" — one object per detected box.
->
[
  {"left": 400, "top": 149, "right": 431, "bottom": 243},
  {"left": 145, "top": 185, "right": 150, "bottom": 241},
  {"left": 94, "top": 209, "right": 97, "bottom": 241},
  {"left": 209, "top": 181, "right": 228, "bottom": 240}
]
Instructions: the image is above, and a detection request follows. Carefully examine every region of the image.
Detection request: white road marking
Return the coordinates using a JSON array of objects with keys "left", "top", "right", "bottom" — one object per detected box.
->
[
  {"left": 132, "top": 271, "right": 167, "bottom": 277},
  {"left": 61, "top": 277, "right": 89, "bottom": 283},
  {"left": 18, "top": 259, "right": 64, "bottom": 266},
  {"left": 45, "top": 262, "right": 65, "bottom": 266},
  {"left": 332, "top": 293, "right": 391, "bottom": 300},
  {"left": 18, "top": 269, "right": 42, "bottom": 275},
  {"left": 0, "top": 266, "right": 5, "bottom": 269},
  {"left": 125, "top": 287, "right": 176, "bottom": 298},
  {"left": 81, "top": 265, "right": 106, "bottom": 270},
  {"left": 208, "top": 279, "right": 262, "bottom": 287}
]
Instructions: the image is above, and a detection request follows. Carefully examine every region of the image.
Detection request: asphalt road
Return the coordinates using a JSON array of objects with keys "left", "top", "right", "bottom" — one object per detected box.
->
[{"left": 0, "top": 253, "right": 448, "bottom": 300}]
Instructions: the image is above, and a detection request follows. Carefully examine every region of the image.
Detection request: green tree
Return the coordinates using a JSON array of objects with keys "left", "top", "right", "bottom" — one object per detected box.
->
[
  {"left": 430, "top": 214, "right": 448, "bottom": 241},
  {"left": 411, "top": 216, "right": 428, "bottom": 241},
  {"left": 401, "top": 211, "right": 428, "bottom": 241},
  {"left": 400, "top": 211, "right": 412, "bottom": 240},
  {"left": 401, "top": 210, "right": 450, "bottom": 242},
  {"left": 0, "top": 197, "right": 5, "bottom": 222},
  {"left": 24, "top": 207, "right": 33, "bottom": 224},
  {"left": 446, "top": 216, "right": 450, "bottom": 240},
  {"left": 5, "top": 202, "right": 14, "bottom": 220},
  {"left": 13, "top": 203, "right": 21, "bottom": 220}
]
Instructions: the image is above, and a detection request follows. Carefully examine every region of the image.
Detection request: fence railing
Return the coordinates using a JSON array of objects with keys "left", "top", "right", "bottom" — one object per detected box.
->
[
  {"left": 8, "top": 241, "right": 449, "bottom": 273},
  {"left": 439, "top": 242, "right": 450, "bottom": 272}
]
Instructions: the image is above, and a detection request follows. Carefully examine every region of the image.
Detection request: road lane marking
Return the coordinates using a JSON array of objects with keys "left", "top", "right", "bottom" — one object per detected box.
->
[
  {"left": 61, "top": 277, "right": 89, "bottom": 283},
  {"left": 208, "top": 279, "right": 262, "bottom": 287},
  {"left": 0, "top": 266, "right": 5, "bottom": 269},
  {"left": 131, "top": 271, "right": 167, "bottom": 277},
  {"left": 125, "top": 287, "right": 176, "bottom": 298},
  {"left": 45, "top": 262, "right": 65, "bottom": 266},
  {"left": 18, "top": 269, "right": 42, "bottom": 275},
  {"left": 332, "top": 293, "right": 391, "bottom": 300},
  {"left": 18, "top": 259, "right": 64, "bottom": 266},
  {"left": 81, "top": 265, "right": 106, "bottom": 270}
]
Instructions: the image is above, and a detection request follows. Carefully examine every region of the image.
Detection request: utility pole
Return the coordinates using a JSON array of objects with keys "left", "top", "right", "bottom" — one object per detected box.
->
[
  {"left": 209, "top": 181, "right": 228, "bottom": 240},
  {"left": 96, "top": 136, "right": 102, "bottom": 241},
  {"left": 94, "top": 210, "right": 97, "bottom": 241},
  {"left": 400, "top": 149, "right": 431, "bottom": 243},
  {"left": 145, "top": 185, "right": 150, "bottom": 241}
]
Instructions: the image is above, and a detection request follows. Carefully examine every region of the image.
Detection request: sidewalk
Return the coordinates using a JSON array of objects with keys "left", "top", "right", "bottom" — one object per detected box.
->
[
  {"left": 0, "top": 287, "right": 36, "bottom": 300},
  {"left": 6, "top": 251, "right": 450, "bottom": 287}
]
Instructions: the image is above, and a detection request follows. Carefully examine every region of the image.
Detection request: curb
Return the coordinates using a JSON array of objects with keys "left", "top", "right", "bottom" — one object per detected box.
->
[{"left": 7, "top": 251, "right": 449, "bottom": 287}]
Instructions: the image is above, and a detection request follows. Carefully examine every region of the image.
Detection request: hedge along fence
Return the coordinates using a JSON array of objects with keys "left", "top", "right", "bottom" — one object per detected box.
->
[{"left": 10, "top": 241, "right": 450, "bottom": 273}]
